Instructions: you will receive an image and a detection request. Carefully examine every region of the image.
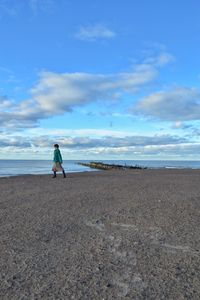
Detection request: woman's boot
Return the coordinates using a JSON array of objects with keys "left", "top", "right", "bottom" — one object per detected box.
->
[{"left": 63, "top": 170, "right": 66, "bottom": 178}]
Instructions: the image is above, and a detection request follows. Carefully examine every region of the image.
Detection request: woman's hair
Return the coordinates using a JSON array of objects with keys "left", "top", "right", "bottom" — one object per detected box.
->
[{"left": 54, "top": 144, "right": 59, "bottom": 148}]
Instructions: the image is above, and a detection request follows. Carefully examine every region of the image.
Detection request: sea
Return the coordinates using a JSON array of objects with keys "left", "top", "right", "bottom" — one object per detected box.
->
[{"left": 0, "top": 160, "right": 200, "bottom": 177}]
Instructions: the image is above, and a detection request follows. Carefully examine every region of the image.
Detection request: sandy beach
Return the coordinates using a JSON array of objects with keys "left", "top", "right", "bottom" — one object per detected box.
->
[{"left": 0, "top": 169, "right": 200, "bottom": 299}]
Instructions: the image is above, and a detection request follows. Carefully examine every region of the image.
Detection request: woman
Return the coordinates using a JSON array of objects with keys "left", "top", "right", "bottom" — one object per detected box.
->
[{"left": 52, "top": 144, "right": 66, "bottom": 178}]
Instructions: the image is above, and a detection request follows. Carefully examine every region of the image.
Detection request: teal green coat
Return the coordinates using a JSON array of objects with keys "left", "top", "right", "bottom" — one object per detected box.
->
[{"left": 53, "top": 149, "right": 63, "bottom": 163}]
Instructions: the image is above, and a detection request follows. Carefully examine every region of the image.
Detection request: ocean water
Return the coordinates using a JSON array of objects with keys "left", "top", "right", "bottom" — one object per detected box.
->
[
  {"left": 0, "top": 160, "right": 200, "bottom": 177},
  {"left": 0, "top": 160, "right": 93, "bottom": 177}
]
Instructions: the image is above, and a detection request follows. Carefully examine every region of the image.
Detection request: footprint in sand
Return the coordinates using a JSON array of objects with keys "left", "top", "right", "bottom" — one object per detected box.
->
[
  {"left": 86, "top": 219, "right": 145, "bottom": 297},
  {"left": 85, "top": 219, "right": 105, "bottom": 231}
]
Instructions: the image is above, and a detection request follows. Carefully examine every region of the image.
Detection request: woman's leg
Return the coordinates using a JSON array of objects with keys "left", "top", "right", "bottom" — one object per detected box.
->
[
  {"left": 52, "top": 171, "right": 56, "bottom": 178},
  {"left": 62, "top": 169, "right": 66, "bottom": 178},
  {"left": 60, "top": 163, "right": 66, "bottom": 178}
]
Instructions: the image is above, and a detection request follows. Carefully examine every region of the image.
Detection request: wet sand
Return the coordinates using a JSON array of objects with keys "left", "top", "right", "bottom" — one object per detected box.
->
[{"left": 0, "top": 169, "right": 200, "bottom": 299}]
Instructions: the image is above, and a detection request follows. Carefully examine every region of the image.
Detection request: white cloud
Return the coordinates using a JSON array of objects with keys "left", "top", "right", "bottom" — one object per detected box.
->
[
  {"left": 172, "top": 121, "right": 184, "bottom": 129},
  {"left": 144, "top": 53, "right": 175, "bottom": 67},
  {"left": 171, "top": 121, "right": 193, "bottom": 130},
  {"left": 0, "top": 136, "right": 31, "bottom": 148},
  {"left": 0, "top": 68, "right": 156, "bottom": 128},
  {"left": 132, "top": 87, "right": 200, "bottom": 121},
  {"left": 28, "top": 0, "right": 55, "bottom": 14},
  {"left": 0, "top": 52, "right": 173, "bottom": 130},
  {"left": 190, "top": 126, "right": 200, "bottom": 137},
  {"left": 75, "top": 24, "right": 116, "bottom": 41},
  {"left": 0, "top": 96, "right": 13, "bottom": 109},
  {"left": 30, "top": 66, "right": 157, "bottom": 113}
]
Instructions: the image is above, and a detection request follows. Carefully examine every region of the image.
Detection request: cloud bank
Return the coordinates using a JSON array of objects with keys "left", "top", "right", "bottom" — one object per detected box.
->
[
  {"left": 0, "top": 132, "right": 197, "bottom": 159},
  {"left": 132, "top": 87, "right": 200, "bottom": 121},
  {"left": 0, "top": 132, "right": 188, "bottom": 150},
  {"left": 30, "top": 134, "right": 186, "bottom": 149}
]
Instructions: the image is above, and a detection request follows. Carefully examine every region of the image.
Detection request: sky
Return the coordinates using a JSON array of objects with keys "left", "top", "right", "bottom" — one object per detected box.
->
[{"left": 0, "top": 0, "right": 200, "bottom": 160}]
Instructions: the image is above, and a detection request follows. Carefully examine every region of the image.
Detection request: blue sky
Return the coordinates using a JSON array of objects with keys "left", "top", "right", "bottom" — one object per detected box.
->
[{"left": 0, "top": 0, "right": 200, "bottom": 160}]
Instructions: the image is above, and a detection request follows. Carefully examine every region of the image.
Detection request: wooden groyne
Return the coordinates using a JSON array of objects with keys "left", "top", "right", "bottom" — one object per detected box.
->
[{"left": 77, "top": 161, "right": 146, "bottom": 170}]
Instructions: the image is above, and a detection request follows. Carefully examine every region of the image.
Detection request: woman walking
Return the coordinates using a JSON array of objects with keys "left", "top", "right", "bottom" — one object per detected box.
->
[{"left": 52, "top": 144, "right": 66, "bottom": 178}]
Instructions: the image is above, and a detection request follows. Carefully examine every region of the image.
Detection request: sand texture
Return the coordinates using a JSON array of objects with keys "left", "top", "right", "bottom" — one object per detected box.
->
[{"left": 0, "top": 169, "right": 200, "bottom": 299}]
